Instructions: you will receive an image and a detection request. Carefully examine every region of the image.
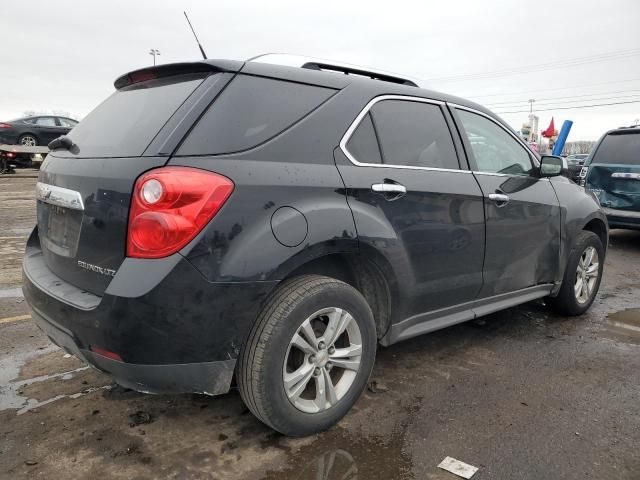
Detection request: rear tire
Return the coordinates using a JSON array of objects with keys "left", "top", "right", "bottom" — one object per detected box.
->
[
  {"left": 18, "top": 134, "right": 38, "bottom": 147},
  {"left": 547, "top": 231, "right": 604, "bottom": 316},
  {"left": 238, "top": 275, "right": 376, "bottom": 436}
]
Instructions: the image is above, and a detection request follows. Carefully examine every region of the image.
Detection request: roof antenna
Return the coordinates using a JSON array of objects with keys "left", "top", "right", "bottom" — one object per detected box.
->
[{"left": 184, "top": 11, "right": 207, "bottom": 59}]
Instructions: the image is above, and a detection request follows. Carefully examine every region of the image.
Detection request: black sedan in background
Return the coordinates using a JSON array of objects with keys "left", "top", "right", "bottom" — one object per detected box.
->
[{"left": 0, "top": 116, "right": 78, "bottom": 146}]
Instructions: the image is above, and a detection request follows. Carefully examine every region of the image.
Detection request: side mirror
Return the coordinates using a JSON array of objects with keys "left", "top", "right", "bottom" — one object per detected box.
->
[{"left": 539, "top": 155, "right": 566, "bottom": 178}]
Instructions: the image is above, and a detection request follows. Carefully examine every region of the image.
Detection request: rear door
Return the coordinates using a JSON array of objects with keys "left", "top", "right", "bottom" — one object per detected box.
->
[
  {"left": 34, "top": 116, "right": 62, "bottom": 144},
  {"left": 452, "top": 106, "right": 561, "bottom": 298},
  {"left": 585, "top": 130, "right": 640, "bottom": 213},
  {"left": 334, "top": 96, "right": 485, "bottom": 320}
]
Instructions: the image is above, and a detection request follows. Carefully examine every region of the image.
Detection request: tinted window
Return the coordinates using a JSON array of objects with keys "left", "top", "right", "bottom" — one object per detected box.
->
[
  {"left": 66, "top": 73, "right": 207, "bottom": 157},
  {"left": 36, "top": 117, "right": 57, "bottom": 126},
  {"left": 346, "top": 112, "right": 382, "bottom": 164},
  {"left": 58, "top": 117, "right": 78, "bottom": 128},
  {"left": 592, "top": 133, "right": 640, "bottom": 165},
  {"left": 456, "top": 109, "right": 533, "bottom": 176},
  {"left": 370, "top": 100, "right": 459, "bottom": 169},
  {"left": 178, "top": 75, "right": 334, "bottom": 156}
]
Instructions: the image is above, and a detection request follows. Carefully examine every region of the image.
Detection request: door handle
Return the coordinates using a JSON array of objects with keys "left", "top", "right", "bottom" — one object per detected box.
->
[
  {"left": 371, "top": 181, "right": 407, "bottom": 201},
  {"left": 371, "top": 183, "right": 407, "bottom": 194},
  {"left": 488, "top": 193, "right": 510, "bottom": 206}
]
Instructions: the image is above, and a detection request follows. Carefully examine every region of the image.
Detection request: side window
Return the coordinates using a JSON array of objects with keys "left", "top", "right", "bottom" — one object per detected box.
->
[
  {"left": 35, "top": 117, "right": 57, "bottom": 126},
  {"left": 370, "top": 100, "right": 459, "bottom": 170},
  {"left": 178, "top": 75, "right": 335, "bottom": 156},
  {"left": 345, "top": 112, "right": 382, "bottom": 164},
  {"left": 58, "top": 117, "right": 78, "bottom": 128},
  {"left": 456, "top": 109, "right": 533, "bottom": 176}
]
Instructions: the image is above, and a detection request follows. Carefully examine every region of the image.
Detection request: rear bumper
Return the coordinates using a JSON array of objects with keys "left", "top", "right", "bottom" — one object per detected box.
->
[
  {"left": 29, "top": 305, "right": 235, "bottom": 394},
  {"left": 22, "top": 228, "right": 277, "bottom": 395},
  {"left": 603, "top": 207, "right": 640, "bottom": 230}
]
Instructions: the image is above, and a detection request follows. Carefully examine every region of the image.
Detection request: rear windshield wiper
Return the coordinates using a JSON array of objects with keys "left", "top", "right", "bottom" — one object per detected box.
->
[{"left": 48, "top": 135, "right": 75, "bottom": 151}]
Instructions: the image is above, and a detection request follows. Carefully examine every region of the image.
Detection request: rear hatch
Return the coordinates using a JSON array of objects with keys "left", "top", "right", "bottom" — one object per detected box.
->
[
  {"left": 36, "top": 66, "right": 226, "bottom": 295},
  {"left": 585, "top": 130, "right": 640, "bottom": 211}
]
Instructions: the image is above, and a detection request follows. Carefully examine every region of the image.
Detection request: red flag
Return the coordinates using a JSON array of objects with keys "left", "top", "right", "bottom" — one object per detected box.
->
[{"left": 541, "top": 117, "right": 555, "bottom": 138}]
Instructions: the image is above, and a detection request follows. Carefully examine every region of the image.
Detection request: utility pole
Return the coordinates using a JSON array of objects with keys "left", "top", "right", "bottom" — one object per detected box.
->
[
  {"left": 149, "top": 48, "right": 161, "bottom": 66},
  {"left": 528, "top": 99, "right": 535, "bottom": 114}
]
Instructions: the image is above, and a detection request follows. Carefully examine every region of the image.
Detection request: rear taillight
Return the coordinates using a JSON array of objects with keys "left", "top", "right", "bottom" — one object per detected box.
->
[
  {"left": 127, "top": 167, "right": 234, "bottom": 259},
  {"left": 0, "top": 123, "right": 12, "bottom": 128}
]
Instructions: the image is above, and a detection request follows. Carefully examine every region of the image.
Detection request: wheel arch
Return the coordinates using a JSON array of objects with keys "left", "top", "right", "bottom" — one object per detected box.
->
[
  {"left": 582, "top": 217, "right": 608, "bottom": 252},
  {"left": 276, "top": 250, "right": 397, "bottom": 340},
  {"left": 18, "top": 131, "right": 40, "bottom": 144}
]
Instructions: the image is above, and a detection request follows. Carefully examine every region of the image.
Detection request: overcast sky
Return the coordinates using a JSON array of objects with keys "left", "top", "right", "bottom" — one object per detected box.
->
[{"left": 2, "top": 0, "right": 639, "bottom": 140}]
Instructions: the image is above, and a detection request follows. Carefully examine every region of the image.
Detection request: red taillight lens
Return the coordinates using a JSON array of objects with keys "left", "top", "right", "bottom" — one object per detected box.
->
[
  {"left": 0, "top": 123, "right": 12, "bottom": 129},
  {"left": 127, "top": 167, "right": 234, "bottom": 258}
]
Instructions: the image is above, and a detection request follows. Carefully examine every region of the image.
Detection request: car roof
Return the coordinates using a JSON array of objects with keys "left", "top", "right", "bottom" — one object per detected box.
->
[
  {"left": 238, "top": 59, "right": 501, "bottom": 120},
  {"left": 118, "top": 57, "right": 515, "bottom": 136}
]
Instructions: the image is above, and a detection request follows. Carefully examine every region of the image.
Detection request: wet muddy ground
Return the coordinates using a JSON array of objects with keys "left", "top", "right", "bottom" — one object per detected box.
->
[{"left": 1, "top": 173, "right": 639, "bottom": 479}]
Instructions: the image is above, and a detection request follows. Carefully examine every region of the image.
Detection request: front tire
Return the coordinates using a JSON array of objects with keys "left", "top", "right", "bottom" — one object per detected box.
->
[
  {"left": 547, "top": 231, "right": 604, "bottom": 316},
  {"left": 238, "top": 275, "right": 376, "bottom": 436}
]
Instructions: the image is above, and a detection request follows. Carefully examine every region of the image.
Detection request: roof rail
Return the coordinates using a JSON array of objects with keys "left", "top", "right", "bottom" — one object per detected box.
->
[{"left": 247, "top": 53, "right": 420, "bottom": 87}]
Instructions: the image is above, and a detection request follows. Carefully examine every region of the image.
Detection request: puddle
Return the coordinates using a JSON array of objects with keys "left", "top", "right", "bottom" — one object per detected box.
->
[
  {"left": 0, "top": 344, "right": 109, "bottom": 413},
  {"left": 262, "top": 427, "right": 412, "bottom": 480},
  {"left": 603, "top": 308, "right": 640, "bottom": 345},
  {"left": 0, "top": 343, "right": 58, "bottom": 410}
]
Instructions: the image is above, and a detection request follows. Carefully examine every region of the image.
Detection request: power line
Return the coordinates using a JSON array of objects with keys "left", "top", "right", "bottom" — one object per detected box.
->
[
  {"left": 485, "top": 92, "right": 640, "bottom": 108},
  {"left": 494, "top": 100, "right": 640, "bottom": 114},
  {"left": 426, "top": 49, "right": 640, "bottom": 83},
  {"left": 461, "top": 77, "right": 640, "bottom": 99}
]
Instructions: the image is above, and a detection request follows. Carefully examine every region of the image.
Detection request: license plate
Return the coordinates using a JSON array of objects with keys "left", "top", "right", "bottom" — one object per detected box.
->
[{"left": 38, "top": 203, "right": 82, "bottom": 257}]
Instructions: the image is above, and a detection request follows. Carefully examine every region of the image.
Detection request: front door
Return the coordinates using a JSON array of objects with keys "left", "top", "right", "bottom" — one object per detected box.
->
[
  {"left": 452, "top": 106, "right": 561, "bottom": 298},
  {"left": 335, "top": 96, "right": 486, "bottom": 322}
]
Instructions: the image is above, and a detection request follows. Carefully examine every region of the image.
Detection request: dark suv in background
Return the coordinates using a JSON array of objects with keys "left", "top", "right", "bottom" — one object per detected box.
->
[
  {"left": 23, "top": 55, "right": 607, "bottom": 436},
  {"left": 582, "top": 125, "right": 640, "bottom": 230}
]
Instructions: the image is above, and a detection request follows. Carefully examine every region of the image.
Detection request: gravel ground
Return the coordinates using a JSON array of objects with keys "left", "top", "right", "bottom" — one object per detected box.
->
[{"left": 0, "top": 173, "right": 638, "bottom": 479}]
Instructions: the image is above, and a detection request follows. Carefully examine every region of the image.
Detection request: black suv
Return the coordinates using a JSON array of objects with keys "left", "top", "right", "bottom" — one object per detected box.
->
[{"left": 23, "top": 55, "right": 607, "bottom": 436}]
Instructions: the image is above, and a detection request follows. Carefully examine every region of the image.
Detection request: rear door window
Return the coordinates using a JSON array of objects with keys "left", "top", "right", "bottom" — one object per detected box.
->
[
  {"left": 58, "top": 117, "right": 78, "bottom": 128},
  {"left": 65, "top": 73, "right": 208, "bottom": 157},
  {"left": 369, "top": 100, "right": 459, "bottom": 169},
  {"left": 177, "top": 75, "right": 335, "bottom": 156},
  {"left": 592, "top": 133, "right": 640, "bottom": 165},
  {"left": 345, "top": 112, "right": 382, "bottom": 164},
  {"left": 36, "top": 117, "right": 57, "bottom": 126}
]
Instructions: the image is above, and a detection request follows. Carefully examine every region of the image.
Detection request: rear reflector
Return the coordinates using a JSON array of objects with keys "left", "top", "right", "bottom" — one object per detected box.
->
[
  {"left": 127, "top": 166, "right": 234, "bottom": 258},
  {"left": 90, "top": 346, "right": 124, "bottom": 362}
]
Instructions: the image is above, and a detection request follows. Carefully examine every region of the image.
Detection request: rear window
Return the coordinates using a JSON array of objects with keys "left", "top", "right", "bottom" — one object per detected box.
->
[
  {"left": 177, "top": 75, "right": 334, "bottom": 156},
  {"left": 591, "top": 132, "right": 640, "bottom": 165},
  {"left": 66, "top": 73, "right": 207, "bottom": 157}
]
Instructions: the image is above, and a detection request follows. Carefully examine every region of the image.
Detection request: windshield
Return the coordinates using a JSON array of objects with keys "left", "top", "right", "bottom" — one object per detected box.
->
[
  {"left": 590, "top": 132, "right": 640, "bottom": 166},
  {"left": 64, "top": 73, "right": 209, "bottom": 157}
]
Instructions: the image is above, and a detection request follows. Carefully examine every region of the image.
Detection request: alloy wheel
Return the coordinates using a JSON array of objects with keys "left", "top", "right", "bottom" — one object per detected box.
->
[
  {"left": 20, "top": 136, "right": 37, "bottom": 147},
  {"left": 575, "top": 246, "right": 599, "bottom": 304},
  {"left": 283, "top": 307, "right": 362, "bottom": 413}
]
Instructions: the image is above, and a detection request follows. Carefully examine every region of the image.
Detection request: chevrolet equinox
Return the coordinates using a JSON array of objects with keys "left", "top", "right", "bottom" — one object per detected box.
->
[{"left": 23, "top": 54, "right": 608, "bottom": 436}]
